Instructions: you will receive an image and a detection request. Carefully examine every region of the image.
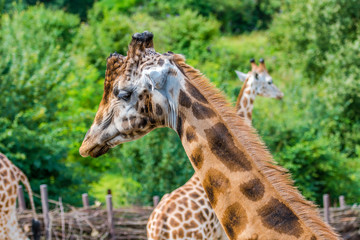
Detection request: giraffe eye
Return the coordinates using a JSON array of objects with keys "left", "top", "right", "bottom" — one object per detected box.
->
[{"left": 117, "top": 90, "right": 132, "bottom": 101}]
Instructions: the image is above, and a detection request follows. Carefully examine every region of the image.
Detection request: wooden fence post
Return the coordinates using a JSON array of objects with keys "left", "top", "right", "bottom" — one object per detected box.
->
[
  {"left": 59, "top": 197, "right": 65, "bottom": 240},
  {"left": 339, "top": 195, "right": 346, "bottom": 209},
  {"left": 153, "top": 195, "right": 159, "bottom": 207},
  {"left": 40, "top": 184, "right": 50, "bottom": 239},
  {"left": 82, "top": 193, "right": 89, "bottom": 208},
  {"left": 17, "top": 185, "right": 26, "bottom": 211},
  {"left": 106, "top": 190, "right": 115, "bottom": 240},
  {"left": 323, "top": 194, "right": 330, "bottom": 223}
]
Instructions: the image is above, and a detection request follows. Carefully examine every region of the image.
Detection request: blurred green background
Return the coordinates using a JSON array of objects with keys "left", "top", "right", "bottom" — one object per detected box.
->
[{"left": 0, "top": 0, "right": 359, "bottom": 208}]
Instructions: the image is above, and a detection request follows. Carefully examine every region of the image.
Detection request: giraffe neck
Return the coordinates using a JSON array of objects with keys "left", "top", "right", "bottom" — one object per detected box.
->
[
  {"left": 235, "top": 77, "right": 256, "bottom": 124},
  {"left": 172, "top": 56, "right": 338, "bottom": 240}
]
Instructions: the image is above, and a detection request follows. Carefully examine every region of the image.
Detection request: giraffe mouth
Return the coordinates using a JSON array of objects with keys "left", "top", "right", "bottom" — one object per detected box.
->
[
  {"left": 86, "top": 136, "right": 121, "bottom": 158},
  {"left": 81, "top": 133, "right": 130, "bottom": 158},
  {"left": 80, "top": 136, "right": 114, "bottom": 158},
  {"left": 88, "top": 144, "right": 110, "bottom": 158}
]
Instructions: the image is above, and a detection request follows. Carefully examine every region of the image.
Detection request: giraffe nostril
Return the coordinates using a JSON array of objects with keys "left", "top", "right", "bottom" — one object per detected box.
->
[{"left": 138, "top": 118, "right": 148, "bottom": 128}]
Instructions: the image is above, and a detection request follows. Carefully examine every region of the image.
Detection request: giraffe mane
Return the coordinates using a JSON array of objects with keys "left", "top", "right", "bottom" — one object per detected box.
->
[
  {"left": 235, "top": 75, "right": 250, "bottom": 110},
  {"left": 171, "top": 54, "right": 339, "bottom": 239}
]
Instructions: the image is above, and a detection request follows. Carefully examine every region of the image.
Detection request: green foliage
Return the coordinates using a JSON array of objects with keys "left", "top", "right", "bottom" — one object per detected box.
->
[
  {"left": 75, "top": 6, "right": 220, "bottom": 72},
  {"left": 270, "top": 0, "right": 360, "bottom": 81},
  {"left": 1, "top": 1, "right": 359, "bottom": 208},
  {"left": 269, "top": 0, "right": 360, "bottom": 154},
  {"left": 254, "top": 82, "right": 360, "bottom": 203},
  {"left": 74, "top": 5, "right": 133, "bottom": 71},
  {"left": 2, "top": 0, "right": 95, "bottom": 20},
  {"left": 95, "top": 0, "right": 140, "bottom": 13},
  {"left": 89, "top": 174, "right": 142, "bottom": 207},
  {"left": 136, "top": 0, "right": 281, "bottom": 33},
  {"left": 277, "top": 136, "right": 357, "bottom": 203},
  {"left": 117, "top": 129, "right": 193, "bottom": 205},
  {"left": 158, "top": 10, "right": 220, "bottom": 57},
  {"left": 0, "top": 5, "right": 83, "bottom": 203},
  {"left": 267, "top": 0, "right": 360, "bottom": 203}
]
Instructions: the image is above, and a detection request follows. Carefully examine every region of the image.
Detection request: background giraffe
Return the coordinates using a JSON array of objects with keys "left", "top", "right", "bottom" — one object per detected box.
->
[
  {"left": 146, "top": 59, "right": 284, "bottom": 239},
  {"left": 80, "top": 31, "right": 339, "bottom": 239},
  {"left": 0, "top": 153, "right": 40, "bottom": 240},
  {"left": 235, "top": 58, "right": 283, "bottom": 124}
]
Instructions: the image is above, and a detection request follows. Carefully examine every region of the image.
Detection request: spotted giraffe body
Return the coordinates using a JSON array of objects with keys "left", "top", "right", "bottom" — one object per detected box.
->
[
  {"left": 0, "top": 153, "right": 39, "bottom": 240},
  {"left": 147, "top": 174, "right": 226, "bottom": 239},
  {"left": 80, "top": 31, "right": 340, "bottom": 239},
  {"left": 147, "top": 60, "right": 284, "bottom": 239}
]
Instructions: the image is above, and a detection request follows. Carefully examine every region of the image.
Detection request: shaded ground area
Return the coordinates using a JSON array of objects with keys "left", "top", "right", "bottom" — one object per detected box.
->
[
  {"left": 18, "top": 205, "right": 360, "bottom": 239},
  {"left": 18, "top": 206, "right": 152, "bottom": 240}
]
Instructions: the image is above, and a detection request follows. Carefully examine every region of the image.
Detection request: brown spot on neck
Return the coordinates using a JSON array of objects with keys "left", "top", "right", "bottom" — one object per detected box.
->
[
  {"left": 176, "top": 114, "right": 184, "bottom": 139},
  {"left": 204, "top": 122, "right": 252, "bottom": 172},
  {"left": 179, "top": 90, "right": 192, "bottom": 108},
  {"left": 185, "top": 126, "right": 197, "bottom": 143},
  {"left": 222, "top": 202, "right": 248, "bottom": 239},
  {"left": 258, "top": 197, "right": 303, "bottom": 237},
  {"left": 202, "top": 168, "right": 230, "bottom": 208},
  {"left": 185, "top": 81, "right": 208, "bottom": 104},
  {"left": 191, "top": 102, "right": 216, "bottom": 119},
  {"left": 239, "top": 178, "right": 265, "bottom": 201},
  {"left": 190, "top": 145, "right": 204, "bottom": 169}
]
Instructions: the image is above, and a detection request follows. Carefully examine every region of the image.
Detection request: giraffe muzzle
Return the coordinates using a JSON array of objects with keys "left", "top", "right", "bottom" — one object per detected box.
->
[{"left": 79, "top": 141, "right": 110, "bottom": 158}]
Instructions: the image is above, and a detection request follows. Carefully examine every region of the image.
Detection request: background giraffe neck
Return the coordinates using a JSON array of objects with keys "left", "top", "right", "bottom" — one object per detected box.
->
[{"left": 235, "top": 78, "right": 256, "bottom": 124}]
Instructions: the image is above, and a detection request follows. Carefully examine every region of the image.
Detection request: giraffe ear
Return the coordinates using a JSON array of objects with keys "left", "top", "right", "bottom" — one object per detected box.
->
[
  {"left": 146, "top": 63, "right": 174, "bottom": 90},
  {"left": 148, "top": 70, "right": 166, "bottom": 90},
  {"left": 235, "top": 70, "right": 247, "bottom": 82}
]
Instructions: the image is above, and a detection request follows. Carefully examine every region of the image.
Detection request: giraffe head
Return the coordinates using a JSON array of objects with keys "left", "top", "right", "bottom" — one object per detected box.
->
[
  {"left": 235, "top": 58, "right": 283, "bottom": 99},
  {"left": 80, "top": 31, "right": 183, "bottom": 157}
]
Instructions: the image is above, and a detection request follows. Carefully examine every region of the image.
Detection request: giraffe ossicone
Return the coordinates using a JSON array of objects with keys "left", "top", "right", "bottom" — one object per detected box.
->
[
  {"left": 146, "top": 59, "right": 283, "bottom": 239},
  {"left": 80, "top": 31, "right": 339, "bottom": 240}
]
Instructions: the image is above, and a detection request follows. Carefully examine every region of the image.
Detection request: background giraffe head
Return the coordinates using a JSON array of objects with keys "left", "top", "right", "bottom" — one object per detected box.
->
[
  {"left": 235, "top": 58, "right": 283, "bottom": 100},
  {"left": 80, "top": 31, "right": 184, "bottom": 157}
]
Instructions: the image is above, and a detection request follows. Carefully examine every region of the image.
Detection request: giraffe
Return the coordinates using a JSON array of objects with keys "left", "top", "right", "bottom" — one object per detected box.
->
[
  {"left": 79, "top": 31, "right": 339, "bottom": 239},
  {"left": 235, "top": 58, "right": 283, "bottom": 125},
  {"left": 0, "top": 153, "right": 40, "bottom": 240},
  {"left": 146, "top": 59, "right": 284, "bottom": 239}
]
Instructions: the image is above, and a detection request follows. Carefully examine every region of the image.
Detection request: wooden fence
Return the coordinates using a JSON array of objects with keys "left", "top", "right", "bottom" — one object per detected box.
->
[{"left": 17, "top": 186, "right": 360, "bottom": 240}]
